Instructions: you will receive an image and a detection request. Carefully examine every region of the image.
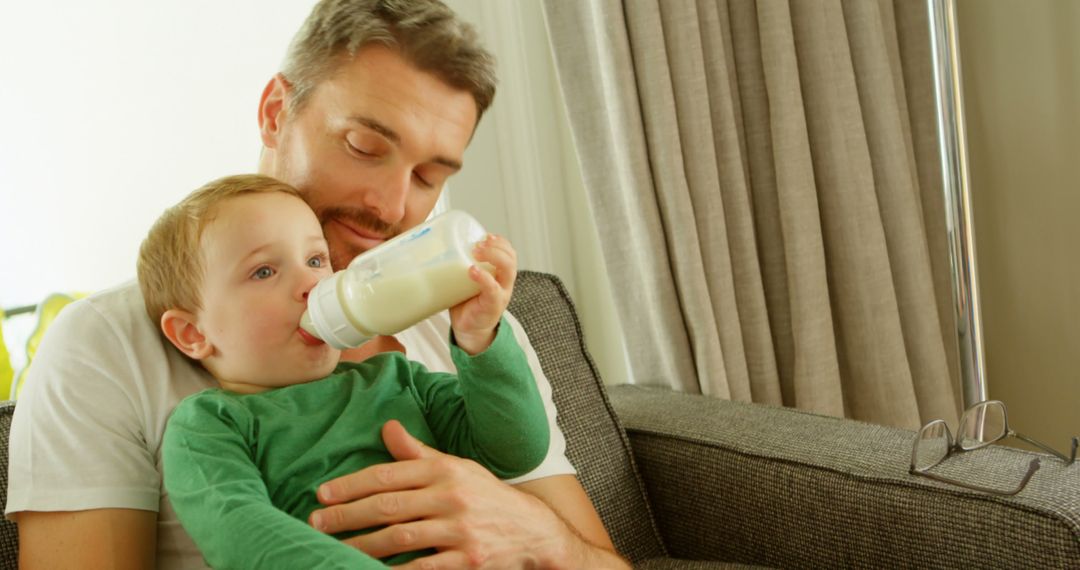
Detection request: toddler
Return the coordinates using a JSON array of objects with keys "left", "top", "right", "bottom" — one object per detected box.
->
[{"left": 138, "top": 174, "right": 548, "bottom": 568}]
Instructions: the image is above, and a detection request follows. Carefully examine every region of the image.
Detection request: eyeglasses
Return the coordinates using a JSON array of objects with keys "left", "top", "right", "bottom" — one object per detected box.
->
[{"left": 910, "top": 400, "right": 1078, "bottom": 495}]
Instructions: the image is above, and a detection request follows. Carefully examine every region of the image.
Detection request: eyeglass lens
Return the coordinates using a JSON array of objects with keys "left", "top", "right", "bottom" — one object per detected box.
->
[
  {"left": 956, "top": 400, "right": 1008, "bottom": 451},
  {"left": 914, "top": 420, "right": 952, "bottom": 472}
]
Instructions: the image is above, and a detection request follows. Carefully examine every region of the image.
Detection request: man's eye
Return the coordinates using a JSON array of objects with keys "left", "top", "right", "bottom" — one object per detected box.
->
[
  {"left": 413, "top": 171, "right": 432, "bottom": 188},
  {"left": 252, "top": 266, "right": 275, "bottom": 280},
  {"left": 348, "top": 142, "right": 372, "bottom": 156},
  {"left": 347, "top": 138, "right": 384, "bottom": 158},
  {"left": 307, "top": 255, "right": 326, "bottom": 268}
]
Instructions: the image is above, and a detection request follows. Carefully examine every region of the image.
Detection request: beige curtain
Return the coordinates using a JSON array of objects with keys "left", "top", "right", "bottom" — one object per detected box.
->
[{"left": 542, "top": 0, "right": 962, "bottom": 429}]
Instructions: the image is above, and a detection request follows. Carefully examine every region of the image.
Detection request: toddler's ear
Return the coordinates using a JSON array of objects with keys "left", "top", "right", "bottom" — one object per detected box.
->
[{"left": 161, "top": 309, "right": 213, "bottom": 360}]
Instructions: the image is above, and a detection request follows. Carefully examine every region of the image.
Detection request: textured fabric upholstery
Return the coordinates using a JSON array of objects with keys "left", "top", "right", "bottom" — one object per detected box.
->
[
  {"left": 634, "top": 559, "right": 771, "bottom": 570},
  {"left": 611, "top": 384, "right": 1080, "bottom": 568},
  {"left": 508, "top": 271, "right": 668, "bottom": 563},
  {"left": 511, "top": 271, "right": 753, "bottom": 568},
  {"left": 0, "top": 401, "right": 17, "bottom": 567}
]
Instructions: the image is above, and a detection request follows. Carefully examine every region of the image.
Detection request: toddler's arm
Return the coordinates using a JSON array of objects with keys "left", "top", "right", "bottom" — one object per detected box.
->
[{"left": 409, "top": 320, "right": 550, "bottom": 479}]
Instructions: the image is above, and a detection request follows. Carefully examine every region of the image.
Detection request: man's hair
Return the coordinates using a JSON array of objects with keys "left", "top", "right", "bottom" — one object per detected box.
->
[
  {"left": 281, "top": 0, "right": 497, "bottom": 118},
  {"left": 137, "top": 174, "right": 302, "bottom": 325}
]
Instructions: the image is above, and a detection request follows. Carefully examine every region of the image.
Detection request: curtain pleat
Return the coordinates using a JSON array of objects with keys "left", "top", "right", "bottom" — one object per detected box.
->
[
  {"left": 543, "top": 0, "right": 961, "bottom": 428},
  {"left": 560, "top": 1, "right": 701, "bottom": 393}
]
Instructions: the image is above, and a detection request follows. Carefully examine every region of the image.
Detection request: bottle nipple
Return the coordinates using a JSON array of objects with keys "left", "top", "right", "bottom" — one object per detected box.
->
[{"left": 299, "top": 311, "right": 319, "bottom": 338}]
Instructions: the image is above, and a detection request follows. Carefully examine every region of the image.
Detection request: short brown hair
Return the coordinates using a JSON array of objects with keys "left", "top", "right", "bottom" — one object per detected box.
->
[
  {"left": 281, "top": 0, "right": 497, "bottom": 118},
  {"left": 137, "top": 174, "right": 302, "bottom": 325}
]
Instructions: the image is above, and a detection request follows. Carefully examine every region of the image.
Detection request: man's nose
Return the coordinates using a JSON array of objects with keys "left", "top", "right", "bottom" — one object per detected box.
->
[{"left": 363, "top": 167, "right": 410, "bottom": 226}]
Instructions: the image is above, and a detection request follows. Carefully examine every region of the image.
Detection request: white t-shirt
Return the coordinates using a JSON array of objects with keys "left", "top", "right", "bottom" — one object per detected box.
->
[{"left": 6, "top": 280, "right": 573, "bottom": 569}]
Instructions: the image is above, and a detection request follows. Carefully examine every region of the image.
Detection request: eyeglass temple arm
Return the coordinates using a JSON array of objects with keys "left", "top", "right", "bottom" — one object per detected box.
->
[
  {"left": 1011, "top": 432, "right": 1078, "bottom": 466},
  {"left": 912, "top": 458, "right": 1041, "bottom": 496}
]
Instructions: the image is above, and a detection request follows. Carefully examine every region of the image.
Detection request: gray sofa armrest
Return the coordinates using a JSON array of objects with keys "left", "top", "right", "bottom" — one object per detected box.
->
[{"left": 610, "top": 385, "right": 1080, "bottom": 569}]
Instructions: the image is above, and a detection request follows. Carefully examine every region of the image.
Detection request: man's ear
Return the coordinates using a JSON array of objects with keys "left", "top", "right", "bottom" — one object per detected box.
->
[
  {"left": 161, "top": 309, "right": 213, "bottom": 360},
  {"left": 258, "top": 73, "right": 292, "bottom": 149}
]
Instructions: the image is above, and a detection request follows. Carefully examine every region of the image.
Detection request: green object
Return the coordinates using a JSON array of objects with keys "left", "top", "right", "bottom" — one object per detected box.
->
[
  {"left": 163, "top": 320, "right": 548, "bottom": 569},
  {"left": 0, "top": 309, "right": 13, "bottom": 400},
  {"left": 13, "top": 292, "right": 85, "bottom": 399}
]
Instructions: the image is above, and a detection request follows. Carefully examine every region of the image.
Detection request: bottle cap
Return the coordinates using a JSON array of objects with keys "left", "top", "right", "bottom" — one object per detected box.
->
[{"left": 303, "top": 272, "right": 371, "bottom": 349}]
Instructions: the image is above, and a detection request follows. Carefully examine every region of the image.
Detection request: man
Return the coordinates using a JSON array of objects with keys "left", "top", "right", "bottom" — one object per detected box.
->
[{"left": 7, "top": 1, "right": 628, "bottom": 568}]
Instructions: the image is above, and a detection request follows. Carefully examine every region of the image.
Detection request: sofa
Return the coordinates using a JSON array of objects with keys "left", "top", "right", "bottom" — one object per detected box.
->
[{"left": 1, "top": 270, "right": 1078, "bottom": 568}]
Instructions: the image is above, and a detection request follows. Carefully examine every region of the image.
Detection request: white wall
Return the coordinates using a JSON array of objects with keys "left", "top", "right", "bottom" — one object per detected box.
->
[
  {"left": 0, "top": 0, "right": 629, "bottom": 384},
  {"left": 0, "top": 0, "right": 319, "bottom": 303},
  {"left": 956, "top": 0, "right": 1080, "bottom": 447}
]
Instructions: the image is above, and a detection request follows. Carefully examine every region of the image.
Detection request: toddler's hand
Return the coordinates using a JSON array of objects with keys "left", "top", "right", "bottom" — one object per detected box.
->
[{"left": 449, "top": 234, "right": 517, "bottom": 355}]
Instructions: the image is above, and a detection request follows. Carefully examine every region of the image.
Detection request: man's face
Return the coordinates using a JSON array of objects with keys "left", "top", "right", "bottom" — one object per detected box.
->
[
  {"left": 261, "top": 45, "right": 479, "bottom": 270},
  {"left": 196, "top": 192, "right": 339, "bottom": 390}
]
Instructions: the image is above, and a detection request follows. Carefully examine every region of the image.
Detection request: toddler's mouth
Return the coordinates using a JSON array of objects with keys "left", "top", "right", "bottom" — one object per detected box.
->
[{"left": 297, "top": 328, "right": 325, "bottom": 346}]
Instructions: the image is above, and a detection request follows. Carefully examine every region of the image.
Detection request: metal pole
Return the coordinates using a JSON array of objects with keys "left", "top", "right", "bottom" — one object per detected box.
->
[{"left": 927, "top": 0, "right": 988, "bottom": 409}]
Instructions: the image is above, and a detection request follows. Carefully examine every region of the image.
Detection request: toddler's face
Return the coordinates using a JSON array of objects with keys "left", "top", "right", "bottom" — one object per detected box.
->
[{"left": 196, "top": 192, "right": 340, "bottom": 391}]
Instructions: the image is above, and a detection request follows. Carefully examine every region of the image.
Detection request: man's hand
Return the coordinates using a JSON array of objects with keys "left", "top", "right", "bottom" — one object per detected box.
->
[{"left": 308, "top": 420, "right": 628, "bottom": 569}]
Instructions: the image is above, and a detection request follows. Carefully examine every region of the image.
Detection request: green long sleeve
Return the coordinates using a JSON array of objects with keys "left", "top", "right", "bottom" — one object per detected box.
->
[
  {"left": 163, "top": 316, "right": 549, "bottom": 568},
  {"left": 408, "top": 319, "right": 550, "bottom": 478},
  {"left": 162, "top": 397, "right": 390, "bottom": 569}
]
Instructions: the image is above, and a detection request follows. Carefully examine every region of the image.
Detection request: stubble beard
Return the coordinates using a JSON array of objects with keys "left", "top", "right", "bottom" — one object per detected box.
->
[{"left": 317, "top": 206, "right": 402, "bottom": 270}]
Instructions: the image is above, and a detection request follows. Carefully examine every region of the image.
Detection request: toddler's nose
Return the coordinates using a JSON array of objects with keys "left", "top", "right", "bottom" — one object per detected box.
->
[{"left": 297, "top": 275, "right": 320, "bottom": 303}]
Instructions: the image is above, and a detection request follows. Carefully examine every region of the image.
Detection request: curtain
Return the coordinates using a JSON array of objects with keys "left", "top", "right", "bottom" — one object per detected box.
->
[{"left": 542, "top": 0, "right": 962, "bottom": 429}]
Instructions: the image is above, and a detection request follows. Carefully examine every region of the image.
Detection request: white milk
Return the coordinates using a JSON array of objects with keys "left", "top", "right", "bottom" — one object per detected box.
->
[{"left": 301, "top": 210, "right": 493, "bottom": 349}]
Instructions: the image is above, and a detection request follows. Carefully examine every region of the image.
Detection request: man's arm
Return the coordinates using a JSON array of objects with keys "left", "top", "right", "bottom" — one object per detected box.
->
[
  {"left": 515, "top": 475, "right": 617, "bottom": 553},
  {"left": 18, "top": 509, "right": 157, "bottom": 569},
  {"left": 7, "top": 292, "right": 172, "bottom": 567},
  {"left": 311, "top": 421, "right": 629, "bottom": 569}
]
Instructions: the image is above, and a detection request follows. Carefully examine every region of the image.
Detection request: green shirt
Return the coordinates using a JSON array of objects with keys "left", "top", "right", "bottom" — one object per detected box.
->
[{"left": 162, "top": 320, "right": 548, "bottom": 569}]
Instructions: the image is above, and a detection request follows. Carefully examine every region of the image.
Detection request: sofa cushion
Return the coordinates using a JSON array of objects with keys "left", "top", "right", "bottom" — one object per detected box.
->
[
  {"left": 612, "top": 385, "right": 1080, "bottom": 568},
  {"left": 509, "top": 271, "right": 666, "bottom": 562}
]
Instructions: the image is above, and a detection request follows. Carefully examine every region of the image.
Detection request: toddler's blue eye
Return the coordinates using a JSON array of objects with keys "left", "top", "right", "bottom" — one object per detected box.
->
[
  {"left": 253, "top": 266, "right": 274, "bottom": 280},
  {"left": 308, "top": 255, "right": 326, "bottom": 268}
]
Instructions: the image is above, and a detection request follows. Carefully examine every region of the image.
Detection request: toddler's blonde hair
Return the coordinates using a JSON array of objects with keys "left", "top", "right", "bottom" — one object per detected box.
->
[{"left": 137, "top": 174, "right": 302, "bottom": 324}]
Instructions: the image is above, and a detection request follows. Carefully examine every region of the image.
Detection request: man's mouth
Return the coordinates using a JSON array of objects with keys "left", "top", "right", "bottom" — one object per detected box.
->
[{"left": 330, "top": 217, "right": 390, "bottom": 251}]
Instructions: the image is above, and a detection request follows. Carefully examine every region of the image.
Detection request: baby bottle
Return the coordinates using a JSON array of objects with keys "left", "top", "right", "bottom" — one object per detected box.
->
[{"left": 299, "top": 210, "right": 493, "bottom": 349}]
